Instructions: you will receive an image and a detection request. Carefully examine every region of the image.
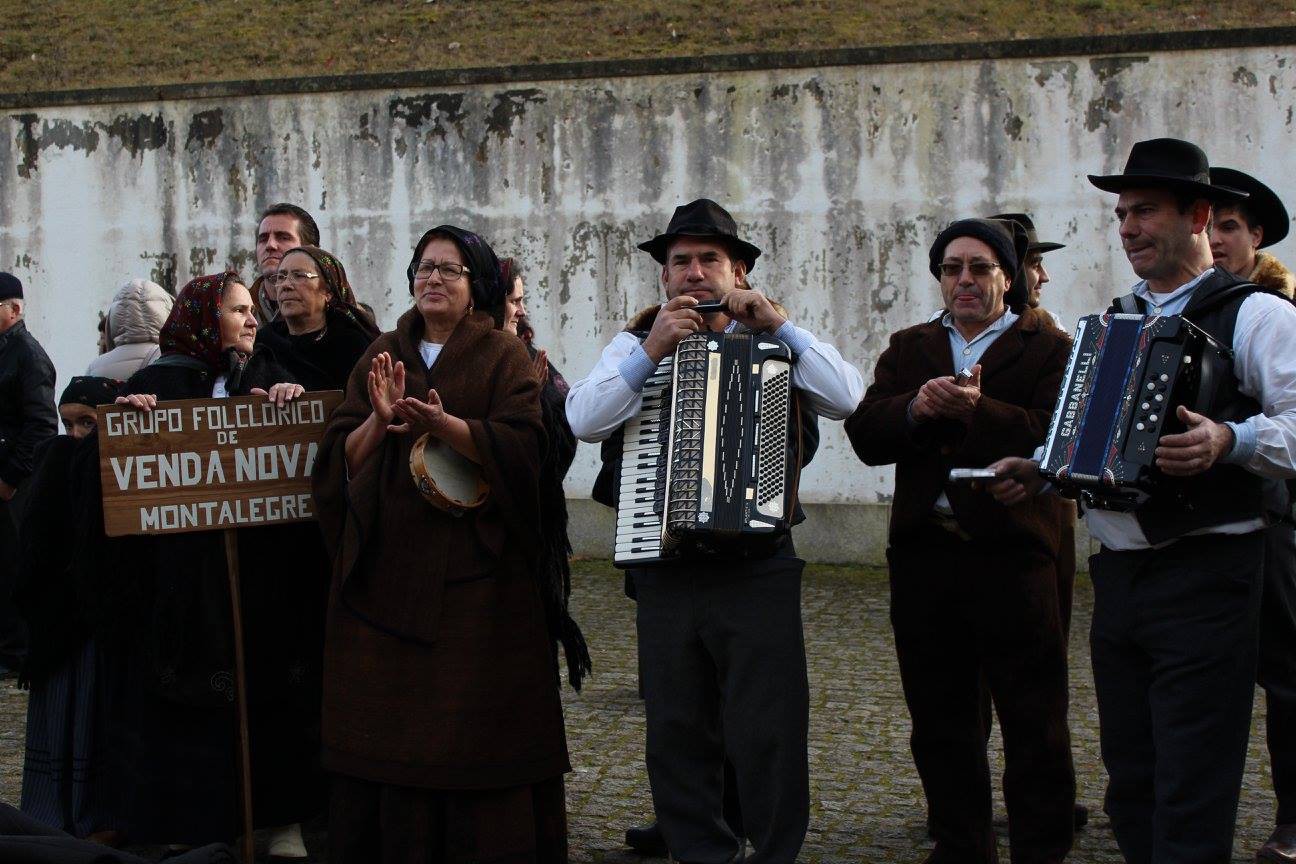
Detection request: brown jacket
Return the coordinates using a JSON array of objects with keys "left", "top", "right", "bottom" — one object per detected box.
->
[
  {"left": 313, "top": 308, "right": 570, "bottom": 788},
  {"left": 846, "top": 307, "right": 1071, "bottom": 556}
]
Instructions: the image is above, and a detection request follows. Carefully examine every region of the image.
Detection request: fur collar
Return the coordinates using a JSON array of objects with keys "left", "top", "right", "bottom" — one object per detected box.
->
[
  {"left": 625, "top": 298, "right": 790, "bottom": 332},
  {"left": 1250, "top": 252, "right": 1296, "bottom": 300}
]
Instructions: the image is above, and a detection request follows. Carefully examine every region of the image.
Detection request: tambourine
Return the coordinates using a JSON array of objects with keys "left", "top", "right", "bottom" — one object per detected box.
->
[{"left": 409, "top": 433, "right": 489, "bottom": 516}]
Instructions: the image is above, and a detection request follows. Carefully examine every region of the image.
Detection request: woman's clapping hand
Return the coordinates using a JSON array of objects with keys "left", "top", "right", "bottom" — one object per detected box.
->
[
  {"left": 368, "top": 352, "right": 406, "bottom": 429},
  {"left": 390, "top": 389, "right": 450, "bottom": 437}
]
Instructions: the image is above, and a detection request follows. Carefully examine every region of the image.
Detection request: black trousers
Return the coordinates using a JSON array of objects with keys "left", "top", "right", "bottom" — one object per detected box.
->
[
  {"left": 1091, "top": 531, "right": 1265, "bottom": 864},
  {"left": 1259, "top": 521, "right": 1296, "bottom": 825},
  {"left": 889, "top": 531, "right": 1075, "bottom": 864},
  {"left": 633, "top": 553, "right": 809, "bottom": 864}
]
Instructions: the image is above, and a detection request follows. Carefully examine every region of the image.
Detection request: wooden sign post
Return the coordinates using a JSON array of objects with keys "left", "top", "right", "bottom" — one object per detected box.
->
[{"left": 97, "top": 390, "right": 343, "bottom": 863}]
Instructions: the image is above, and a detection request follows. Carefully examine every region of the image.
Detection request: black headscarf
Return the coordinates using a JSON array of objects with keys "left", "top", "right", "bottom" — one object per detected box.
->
[
  {"left": 406, "top": 225, "right": 505, "bottom": 326},
  {"left": 59, "top": 376, "right": 120, "bottom": 408}
]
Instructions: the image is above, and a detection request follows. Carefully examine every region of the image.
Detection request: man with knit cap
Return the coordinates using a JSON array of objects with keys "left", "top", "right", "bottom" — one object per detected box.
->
[
  {"left": 0, "top": 272, "right": 57, "bottom": 677},
  {"left": 847, "top": 219, "right": 1076, "bottom": 864},
  {"left": 990, "top": 138, "right": 1296, "bottom": 863}
]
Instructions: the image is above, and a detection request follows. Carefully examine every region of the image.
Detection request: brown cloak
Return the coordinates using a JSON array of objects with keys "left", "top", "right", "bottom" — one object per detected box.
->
[{"left": 313, "top": 307, "right": 570, "bottom": 789}]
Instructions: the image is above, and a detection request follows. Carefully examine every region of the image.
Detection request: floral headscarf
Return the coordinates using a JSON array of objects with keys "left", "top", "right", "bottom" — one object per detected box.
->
[
  {"left": 159, "top": 272, "right": 252, "bottom": 387},
  {"left": 279, "top": 245, "right": 379, "bottom": 339}
]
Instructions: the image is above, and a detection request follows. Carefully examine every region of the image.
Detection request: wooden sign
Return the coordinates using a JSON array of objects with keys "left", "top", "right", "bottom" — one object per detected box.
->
[{"left": 97, "top": 390, "right": 344, "bottom": 537}]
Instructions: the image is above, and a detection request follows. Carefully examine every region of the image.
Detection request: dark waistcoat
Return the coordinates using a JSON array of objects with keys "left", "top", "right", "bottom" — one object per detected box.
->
[{"left": 1109, "top": 269, "right": 1275, "bottom": 544}]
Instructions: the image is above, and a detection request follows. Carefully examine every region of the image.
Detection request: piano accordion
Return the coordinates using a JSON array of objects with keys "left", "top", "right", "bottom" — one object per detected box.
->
[
  {"left": 614, "top": 331, "right": 798, "bottom": 566},
  {"left": 1040, "top": 312, "right": 1228, "bottom": 509}
]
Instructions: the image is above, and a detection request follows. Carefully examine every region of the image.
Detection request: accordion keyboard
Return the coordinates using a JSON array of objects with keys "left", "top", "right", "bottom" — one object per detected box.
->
[{"left": 613, "top": 359, "right": 673, "bottom": 563}]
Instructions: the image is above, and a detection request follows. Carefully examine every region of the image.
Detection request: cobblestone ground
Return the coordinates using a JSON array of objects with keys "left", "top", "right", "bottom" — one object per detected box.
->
[{"left": 0, "top": 560, "right": 1279, "bottom": 862}]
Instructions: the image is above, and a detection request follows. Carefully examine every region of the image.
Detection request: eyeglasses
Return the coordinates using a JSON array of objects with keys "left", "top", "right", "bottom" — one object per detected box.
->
[
  {"left": 268, "top": 270, "right": 319, "bottom": 287},
  {"left": 413, "top": 261, "right": 471, "bottom": 282},
  {"left": 938, "top": 261, "right": 1001, "bottom": 279}
]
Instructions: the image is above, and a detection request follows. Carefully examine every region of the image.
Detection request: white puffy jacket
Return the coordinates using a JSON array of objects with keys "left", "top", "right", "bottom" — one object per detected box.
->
[{"left": 86, "top": 279, "right": 174, "bottom": 381}]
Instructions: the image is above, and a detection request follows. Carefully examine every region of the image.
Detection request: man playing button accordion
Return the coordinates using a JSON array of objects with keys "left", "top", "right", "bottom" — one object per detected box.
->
[
  {"left": 990, "top": 138, "right": 1296, "bottom": 864},
  {"left": 566, "top": 199, "right": 864, "bottom": 863}
]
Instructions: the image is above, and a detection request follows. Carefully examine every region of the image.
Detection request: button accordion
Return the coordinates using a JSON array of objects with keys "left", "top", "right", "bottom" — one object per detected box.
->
[
  {"left": 614, "top": 331, "right": 798, "bottom": 566},
  {"left": 1040, "top": 312, "right": 1228, "bottom": 509}
]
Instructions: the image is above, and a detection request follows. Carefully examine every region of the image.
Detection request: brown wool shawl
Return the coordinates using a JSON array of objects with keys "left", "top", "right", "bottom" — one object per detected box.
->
[{"left": 313, "top": 307, "right": 545, "bottom": 644}]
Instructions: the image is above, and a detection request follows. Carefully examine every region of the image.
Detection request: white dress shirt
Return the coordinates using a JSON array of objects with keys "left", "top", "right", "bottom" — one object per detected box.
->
[
  {"left": 566, "top": 318, "right": 865, "bottom": 443},
  {"left": 1082, "top": 268, "right": 1296, "bottom": 550}
]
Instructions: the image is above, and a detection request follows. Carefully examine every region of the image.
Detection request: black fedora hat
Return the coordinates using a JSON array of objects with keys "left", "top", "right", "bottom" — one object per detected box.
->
[
  {"left": 638, "top": 199, "right": 762, "bottom": 272},
  {"left": 1088, "top": 138, "right": 1247, "bottom": 202},
  {"left": 1209, "top": 167, "right": 1290, "bottom": 248},
  {"left": 990, "top": 212, "right": 1065, "bottom": 254}
]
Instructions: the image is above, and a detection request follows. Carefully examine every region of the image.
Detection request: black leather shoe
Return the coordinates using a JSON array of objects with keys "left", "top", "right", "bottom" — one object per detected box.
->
[
  {"left": 1258, "top": 823, "right": 1296, "bottom": 862},
  {"left": 1074, "top": 803, "right": 1089, "bottom": 831},
  {"left": 625, "top": 821, "right": 668, "bottom": 857}
]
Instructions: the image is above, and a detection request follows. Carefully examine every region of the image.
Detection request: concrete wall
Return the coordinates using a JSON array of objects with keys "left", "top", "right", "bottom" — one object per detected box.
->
[{"left": 2, "top": 37, "right": 1293, "bottom": 563}]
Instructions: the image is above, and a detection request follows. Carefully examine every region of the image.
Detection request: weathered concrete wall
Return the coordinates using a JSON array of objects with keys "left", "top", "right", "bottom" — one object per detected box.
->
[{"left": 2, "top": 42, "right": 1293, "bottom": 561}]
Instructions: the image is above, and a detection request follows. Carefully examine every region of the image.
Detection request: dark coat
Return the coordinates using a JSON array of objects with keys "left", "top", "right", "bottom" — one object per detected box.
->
[
  {"left": 0, "top": 320, "right": 57, "bottom": 488},
  {"left": 846, "top": 307, "right": 1071, "bottom": 556},
  {"left": 313, "top": 308, "right": 570, "bottom": 789},
  {"left": 14, "top": 436, "right": 86, "bottom": 687},
  {"left": 81, "top": 348, "right": 304, "bottom": 704},
  {"left": 255, "top": 307, "right": 376, "bottom": 392}
]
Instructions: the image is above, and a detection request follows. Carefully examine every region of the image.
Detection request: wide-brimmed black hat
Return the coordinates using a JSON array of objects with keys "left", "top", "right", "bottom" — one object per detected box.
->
[
  {"left": 637, "top": 199, "right": 762, "bottom": 272},
  {"left": 1209, "top": 167, "right": 1290, "bottom": 248},
  {"left": 990, "top": 212, "right": 1065, "bottom": 254},
  {"left": 1088, "top": 138, "right": 1247, "bottom": 202}
]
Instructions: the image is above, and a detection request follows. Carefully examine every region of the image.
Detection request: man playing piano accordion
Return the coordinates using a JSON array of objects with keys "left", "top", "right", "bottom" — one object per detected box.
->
[
  {"left": 847, "top": 217, "right": 1078, "bottom": 864},
  {"left": 990, "top": 138, "right": 1296, "bottom": 864},
  {"left": 566, "top": 199, "right": 864, "bottom": 864}
]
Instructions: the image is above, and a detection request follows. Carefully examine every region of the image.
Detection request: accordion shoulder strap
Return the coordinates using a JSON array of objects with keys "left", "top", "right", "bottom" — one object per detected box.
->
[{"left": 1111, "top": 293, "right": 1146, "bottom": 315}]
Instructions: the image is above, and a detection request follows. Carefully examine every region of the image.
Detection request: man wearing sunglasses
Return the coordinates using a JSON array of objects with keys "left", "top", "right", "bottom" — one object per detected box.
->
[{"left": 846, "top": 218, "right": 1076, "bottom": 864}]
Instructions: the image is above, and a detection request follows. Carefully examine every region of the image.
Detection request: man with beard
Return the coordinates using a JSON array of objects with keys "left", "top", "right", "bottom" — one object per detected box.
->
[
  {"left": 847, "top": 217, "right": 1076, "bottom": 864},
  {"left": 990, "top": 138, "right": 1296, "bottom": 863},
  {"left": 1206, "top": 168, "right": 1296, "bottom": 863},
  {"left": 249, "top": 203, "right": 319, "bottom": 322},
  {"left": 566, "top": 199, "right": 863, "bottom": 863}
]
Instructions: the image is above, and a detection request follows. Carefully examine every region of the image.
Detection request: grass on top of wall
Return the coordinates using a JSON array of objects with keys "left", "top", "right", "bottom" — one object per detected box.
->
[{"left": 1, "top": 0, "right": 1293, "bottom": 95}]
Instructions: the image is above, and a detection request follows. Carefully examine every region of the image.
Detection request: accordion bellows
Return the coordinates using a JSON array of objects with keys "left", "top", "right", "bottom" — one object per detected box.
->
[{"left": 1040, "top": 312, "right": 1225, "bottom": 508}]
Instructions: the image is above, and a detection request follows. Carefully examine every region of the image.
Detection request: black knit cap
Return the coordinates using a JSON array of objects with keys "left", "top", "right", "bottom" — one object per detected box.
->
[
  {"left": 929, "top": 218, "right": 1031, "bottom": 313},
  {"left": 59, "top": 376, "right": 121, "bottom": 408},
  {"left": 407, "top": 225, "right": 505, "bottom": 324},
  {"left": 0, "top": 272, "right": 22, "bottom": 301}
]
